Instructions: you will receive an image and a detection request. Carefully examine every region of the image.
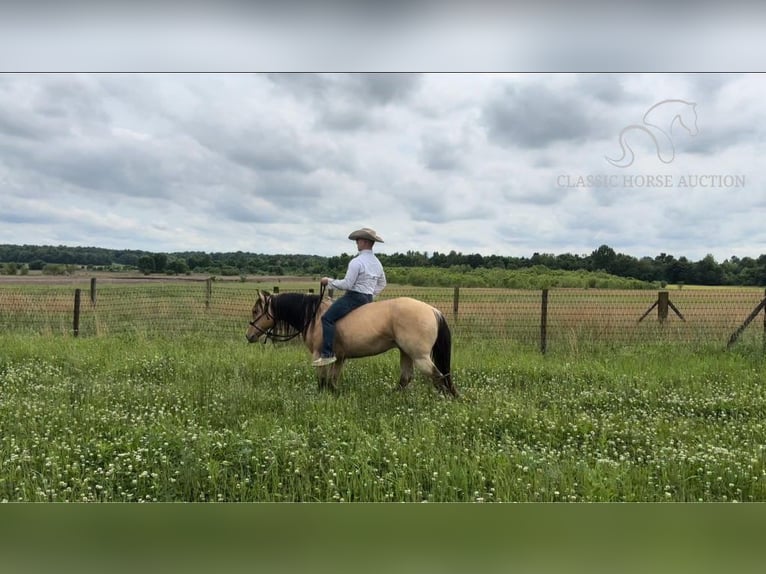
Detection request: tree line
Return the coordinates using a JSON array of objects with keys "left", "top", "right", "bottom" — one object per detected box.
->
[{"left": 1, "top": 243, "right": 765, "bottom": 286}]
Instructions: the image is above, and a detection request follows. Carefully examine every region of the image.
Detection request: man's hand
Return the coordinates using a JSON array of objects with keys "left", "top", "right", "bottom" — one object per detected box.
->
[{"left": 320, "top": 277, "right": 331, "bottom": 286}]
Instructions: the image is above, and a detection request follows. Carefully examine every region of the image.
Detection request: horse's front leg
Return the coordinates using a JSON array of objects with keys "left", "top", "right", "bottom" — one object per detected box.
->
[
  {"left": 397, "top": 352, "right": 414, "bottom": 392},
  {"left": 317, "top": 359, "right": 345, "bottom": 394},
  {"left": 317, "top": 370, "right": 330, "bottom": 392}
]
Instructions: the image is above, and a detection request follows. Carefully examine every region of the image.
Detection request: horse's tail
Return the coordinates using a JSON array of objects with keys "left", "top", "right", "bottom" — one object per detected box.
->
[{"left": 432, "top": 310, "right": 457, "bottom": 397}]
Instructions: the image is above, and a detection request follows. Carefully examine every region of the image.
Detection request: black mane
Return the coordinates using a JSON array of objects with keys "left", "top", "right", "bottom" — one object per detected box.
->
[{"left": 270, "top": 293, "right": 325, "bottom": 337}]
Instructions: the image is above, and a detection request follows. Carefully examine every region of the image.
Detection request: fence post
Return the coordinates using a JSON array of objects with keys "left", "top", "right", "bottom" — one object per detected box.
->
[
  {"left": 73, "top": 288, "right": 81, "bottom": 337},
  {"left": 273, "top": 286, "right": 280, "bottom": 294},
  {"left": 453, "top": 287, "right": 460, "bottom": 320},
  {"left": 90, "top": 277, "right": 97, "bottom": 305},
  {"left": 658, "top": 291, "right": 669, "bottom": 323},
  {"left": 763, "top": 288, "right": 766, "bottom": 351},
  {"left": 308, "top": 288, "right": 314, "bottom": 294},
  {"left": 540, "top": 288, "right": 549, "bottom": 354},
  {"left": 205, "top": 278, "right": 212, "bottom": 310}
]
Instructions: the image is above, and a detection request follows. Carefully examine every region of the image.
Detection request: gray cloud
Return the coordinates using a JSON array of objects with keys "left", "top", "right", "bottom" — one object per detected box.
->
[
  {"left": 0, "top": 208, "right": 53, "bottom": 225},
  {"left": 0, "top": 77, "right": 99, "bottom": 142},
  {"left": 213, "top": 197, "right": 280, "bottom": 224},
  {"left": 0, "top": 73, "right": 764, "bottom": 260},
  {"left": 267, "top": 73, "right": 422, "bottom": 132},
  {"left": 347, "top": 73, "right": 422, "bottom": 105},
  {"left": 265, "top": 73, "right": 328, "bottom": 99},
  {"left": 254, "top": 173, "right": 322, "bottom": 209},
  {"left": 419, "top": 136, "right": 465, "bottom": 171},
  {"left": 224, "top": 137, "right": 317, "bottom": 174},
  {"left": 401, "top": 188, "right": 494, "bottom": 224},
  {"left": 482, "top": 82, "right": 599, "bottom": 149},
  {"left": 268, "top": 73, "right": 421, "bottom": 105},
  {"left": 576, "top": 74, "right": 630, "bottom": 103}
]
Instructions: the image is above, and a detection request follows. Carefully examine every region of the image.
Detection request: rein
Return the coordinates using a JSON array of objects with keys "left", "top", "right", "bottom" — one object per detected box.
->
[{"left": 251, "top": 284, "right": 327, "bottom": 344}]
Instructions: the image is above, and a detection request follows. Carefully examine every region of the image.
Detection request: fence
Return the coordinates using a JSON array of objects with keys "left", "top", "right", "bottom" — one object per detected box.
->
[{"left": 1, "top": 278, "right": 765, "bottom": 352}]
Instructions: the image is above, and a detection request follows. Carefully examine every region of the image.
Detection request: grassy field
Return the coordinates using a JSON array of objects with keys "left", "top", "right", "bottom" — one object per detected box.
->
[
  {"left": 2, "top": 277, "right": 765, "bottom": 502},
  {"left": 1, "top": 332, "right": 765, "bottom": 502}
]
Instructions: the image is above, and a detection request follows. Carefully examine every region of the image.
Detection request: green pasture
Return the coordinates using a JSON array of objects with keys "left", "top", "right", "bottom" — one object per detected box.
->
[{"left": 0, "top": 332, "right": 764, "bottom": 502}]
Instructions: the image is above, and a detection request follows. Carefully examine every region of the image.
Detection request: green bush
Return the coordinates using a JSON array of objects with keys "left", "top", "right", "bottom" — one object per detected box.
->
[
  {"left": 42, "top": 264, "right": 75, "bottom": 276},
  {"left": 386, "top": 266, "right": 657, "bottom": 290}
]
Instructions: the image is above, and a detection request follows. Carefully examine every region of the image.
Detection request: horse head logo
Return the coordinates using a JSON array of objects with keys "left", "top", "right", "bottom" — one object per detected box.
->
[{"left": 606, "top": 99, "right": 698, "bottom": 168}]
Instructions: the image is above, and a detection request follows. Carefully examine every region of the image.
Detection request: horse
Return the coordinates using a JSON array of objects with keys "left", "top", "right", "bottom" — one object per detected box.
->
[
  {"left": 606, "top": 99, "right": 698, "bottom": 168},
  {"left": 245, "top": 289, "right": 458, "bottom": 397}
]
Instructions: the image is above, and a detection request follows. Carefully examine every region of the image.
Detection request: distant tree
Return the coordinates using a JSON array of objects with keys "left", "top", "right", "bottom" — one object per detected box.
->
[
  {"left": 754, "top": 254, "right": 766, "bottom": 286},
  {"left": 167, "top": 259, "right": 189, "bottom": 275},
  {"left": 590, "top": 245, "right": 617, "bottom": 273},
  {"left": 466, "top": 253, "right": 484, "bottom": 269},
  {"left": 668, "top": 257, "right": 693, "bottom": 284},
  {"left": 693, "top": 254, "right": 724, "bottom": 285},
  {"left": 187, "top": 253, "right": 212, "bottom": 269},
  {"left": 152, "top": 253, "right": 168, "bottom": 273},
  {"left": 137, "top": 255, "right": 155, "bottom": 275},
  {"left": 430, "top": 251, "right": 448, "bottom": 267}
]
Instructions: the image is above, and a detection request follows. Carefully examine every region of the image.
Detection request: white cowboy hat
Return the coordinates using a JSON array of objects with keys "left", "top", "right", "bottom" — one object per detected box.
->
[{"left": 348, "top": 227, "right": 384, "bottom": 243}]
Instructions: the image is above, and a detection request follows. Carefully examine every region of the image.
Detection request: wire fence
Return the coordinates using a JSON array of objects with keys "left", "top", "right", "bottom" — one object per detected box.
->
[{"left": 1, "top": 278, "right": 765, "bottom": 352}]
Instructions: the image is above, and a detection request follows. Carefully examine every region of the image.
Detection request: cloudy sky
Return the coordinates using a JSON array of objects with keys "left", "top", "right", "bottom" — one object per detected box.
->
[{"left": 1, "top": 72, "right": 764, "bottom": 261}]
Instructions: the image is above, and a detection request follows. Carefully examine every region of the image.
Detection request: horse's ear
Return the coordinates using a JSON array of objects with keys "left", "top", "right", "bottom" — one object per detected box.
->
[{"left": 257, "top": 289, "right": 271, "bottom": 304}]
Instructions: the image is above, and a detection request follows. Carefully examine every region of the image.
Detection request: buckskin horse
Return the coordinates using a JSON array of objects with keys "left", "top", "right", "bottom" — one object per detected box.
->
[{"left": 246, "top": 288, "right": 457, "bottom": 397}]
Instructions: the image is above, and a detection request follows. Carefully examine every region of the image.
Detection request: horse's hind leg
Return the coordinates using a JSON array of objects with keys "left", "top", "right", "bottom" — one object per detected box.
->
[{"left": 397, "top": 352, "right": 414, "bottom": 391}]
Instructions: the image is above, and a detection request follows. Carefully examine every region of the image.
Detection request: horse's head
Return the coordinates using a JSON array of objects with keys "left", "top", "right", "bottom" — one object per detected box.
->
[{"left": 246, "top": 289, "right": 275, "bottom": 343}]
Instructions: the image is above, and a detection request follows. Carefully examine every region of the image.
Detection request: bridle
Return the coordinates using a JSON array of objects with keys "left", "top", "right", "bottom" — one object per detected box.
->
[
  {"left": 249, "top": 302, "right": 302, "bottom": 344},
  {"left": 249, "top": 284, "right": 326, "bottom": 344},
  {"left": 248, "top": 305, "right": 277, "bottom": 342}
]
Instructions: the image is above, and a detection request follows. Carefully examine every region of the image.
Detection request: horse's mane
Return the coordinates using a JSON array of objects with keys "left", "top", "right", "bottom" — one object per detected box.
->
[{"left": 270, "top": 293, "right": 326, "bottom": 337}]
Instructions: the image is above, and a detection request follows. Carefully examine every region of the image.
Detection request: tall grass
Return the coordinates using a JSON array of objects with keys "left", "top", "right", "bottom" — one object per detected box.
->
[{"left": 1, "top": 333, "right": 764, "bottom": 502}]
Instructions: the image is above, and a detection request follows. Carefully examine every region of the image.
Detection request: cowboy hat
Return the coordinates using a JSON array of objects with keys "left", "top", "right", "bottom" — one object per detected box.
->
[{"left": 348, "top": 227, "right": 384, "bottom": 243}]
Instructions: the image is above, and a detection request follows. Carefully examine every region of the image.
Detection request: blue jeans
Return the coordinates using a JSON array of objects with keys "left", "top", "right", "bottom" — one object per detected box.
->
[{"left": 320, "top": 291, "right": 372, "bottom": 357}]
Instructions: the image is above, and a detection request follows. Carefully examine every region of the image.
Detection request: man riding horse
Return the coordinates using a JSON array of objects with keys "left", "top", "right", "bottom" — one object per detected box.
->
[{"left": 314, "top": 228, "right": 387, "bottom": 367}]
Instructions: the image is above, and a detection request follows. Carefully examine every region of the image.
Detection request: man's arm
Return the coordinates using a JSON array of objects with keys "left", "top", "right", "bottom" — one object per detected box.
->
[
  {"left": 322, "top": 259, "right": 361, "bottom": 291},
  {"left": 373, "top": 269, "right": 387, "bottom": 296}
]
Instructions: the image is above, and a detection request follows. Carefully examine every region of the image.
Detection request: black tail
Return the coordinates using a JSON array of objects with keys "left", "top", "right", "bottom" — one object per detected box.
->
[{"left": 432, "top": 310, "right": 457, "bottom": 397}]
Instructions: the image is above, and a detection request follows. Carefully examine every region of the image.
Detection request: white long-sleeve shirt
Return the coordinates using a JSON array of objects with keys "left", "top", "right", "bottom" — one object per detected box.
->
[{"left": 328, "top": 250, "right": 387, "bottom": 296}]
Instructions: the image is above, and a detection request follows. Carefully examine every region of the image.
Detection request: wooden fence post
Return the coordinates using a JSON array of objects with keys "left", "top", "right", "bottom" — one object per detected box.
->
[
  {"left": 763, "top": 288, "right": 766, "bottom": 351},
  {"left": 727, "top": 294, "right": 766, "bottom": 348},
  {"left": 205, "top": 278, "right": 212, "bottom": 310},
  {"left": 73, "top": 288, "right": 81, "bottom": 337},
  {"left": 540, "top": 288, "right": 549, "bottom": 354},
  {"left": 658, "top": 291, "right": 669, "bottom": 323},
  {"left": 273, "top": 286, "right": 280, "bottom": 294},
  {"left": 453, "top": 287, "right": 460, "bottom": 320},
  {"left": 90, "top": 277, "right": 97, "bottom": 305}
]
